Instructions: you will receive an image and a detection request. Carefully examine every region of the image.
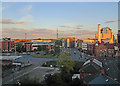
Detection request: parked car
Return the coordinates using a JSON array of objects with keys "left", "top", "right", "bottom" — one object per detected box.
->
[
  {"left": 74, "top": 51, "right": 76, "bottom": 54},
  {"left": 27, "top": 52, "right": 30, "bottom": 55},
  {"left": 22, "top": 52, "right": 26, "bottom": 55},
  {"left": 6, "top": 53, "right": 11, "bottom": 56},
  {"left": 36, "top": 52, "right": 40, "bottom": 54}
]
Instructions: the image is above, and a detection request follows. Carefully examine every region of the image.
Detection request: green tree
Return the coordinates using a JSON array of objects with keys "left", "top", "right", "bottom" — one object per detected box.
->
[
  {"left": 71, "top": 78, "right": 82, "bottom": 86},
  {"left": 45, "top": 73, "right": 65, "bottom": 86},
  {"left": 16, "top": 43, "right": 25, "bottom": 52},
  {"left": 38, "top": 46, "right": 42, "bottom": 51},
  {"left": 53, "top": 40, "right": 62, "bottom": 56},
  {"left": 54, "top": 45, "right": 60, "bottom": 55},
  {"left": 19, "top": 75, "right": 42, "bottom": 86},
  {"left": 57, "top": 51, "right": 74, "bottom": 73},
  {"left": 55, "top": 40, "right": 62, "bottom": 46},
  {"left": 41, "top": 45, "right": 47, "bottom": 51}
]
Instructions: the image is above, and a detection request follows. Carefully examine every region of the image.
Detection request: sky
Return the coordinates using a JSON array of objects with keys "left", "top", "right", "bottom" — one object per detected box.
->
[{"left": 1, "top": 2, "right": 118, "bottom": 39}]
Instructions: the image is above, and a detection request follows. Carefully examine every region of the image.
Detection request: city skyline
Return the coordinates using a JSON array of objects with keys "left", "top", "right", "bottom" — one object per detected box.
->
[{"left": 1, "top": 2, "right": 118, "bottom": 39}]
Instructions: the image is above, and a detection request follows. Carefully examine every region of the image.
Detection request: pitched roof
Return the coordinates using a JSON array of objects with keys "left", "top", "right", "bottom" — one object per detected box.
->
[
  {"left": 83, "top": 73, "right": 99, "bottom": 83},
  {"left": 88, "top": 74, "right": 120, "bottom": 85},
  {"left": 83, "top": 59, "right": 102, "bottom": 67},
  {"left": 83, "top": 74, "right": 120, "bottom": 85},
  {"left": 79, "top": 63, "right": 101, "bottom": 74}
]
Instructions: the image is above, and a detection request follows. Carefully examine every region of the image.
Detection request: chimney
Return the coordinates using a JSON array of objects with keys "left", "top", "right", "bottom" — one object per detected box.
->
[
  {"left": 101, "top": 68, "right": 105, "bottom": 74},
  {"left": 90, "top": 59, "right": 93, "bottom": 64},
  {"left": 91, "top": 55, "right": 94, "bottom": 60}
]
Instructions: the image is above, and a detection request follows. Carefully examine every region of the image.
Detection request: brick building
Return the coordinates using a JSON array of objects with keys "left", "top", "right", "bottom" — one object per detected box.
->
[
  {"left": 0, "top": 38, "right": 14, "bottom": 52},
  {"left": 95, "top": 42, "right": 114, "bottom": 57},
  {"left": 25, "top": 43, "right": 33, "bottom": 52},
  {"left": 79, "top": 58, "right": 102, "bottom": 79}
]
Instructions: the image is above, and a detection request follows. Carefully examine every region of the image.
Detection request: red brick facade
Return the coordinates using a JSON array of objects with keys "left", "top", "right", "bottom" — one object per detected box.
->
[
  {"left": 95, "top": 42, "right": 114, "bottom": 57},
  {"left": 0, "top": 38, "right": 14, "bottom": 52},
  {"left": 87, "top": 42, "right": 115, "bottom": 57},
  {"left": 25, "top": 43, "right": 33, "bottom": 52}
]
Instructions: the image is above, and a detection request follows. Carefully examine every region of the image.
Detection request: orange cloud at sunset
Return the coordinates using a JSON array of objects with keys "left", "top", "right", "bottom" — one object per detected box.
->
[
  {"left": 0, "top": 19, "right": 24, "bottom": 24},
  {"left": 2, "top": 27, "right": 96, "bottom": 39}
]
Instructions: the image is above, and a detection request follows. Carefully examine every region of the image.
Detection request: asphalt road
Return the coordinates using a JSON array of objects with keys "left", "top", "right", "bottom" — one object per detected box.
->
[
  {"left": 61, "top": 48, "right": 91, "bottom": 62},
  {"left": 2, "top": 55, "right": 58, "bottom": 84},
  {"left": 2, "top": 48, "right": 89, "bottom": 84}
]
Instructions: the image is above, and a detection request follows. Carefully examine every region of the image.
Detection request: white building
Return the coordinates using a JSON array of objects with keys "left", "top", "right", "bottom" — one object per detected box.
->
[{"left": 82, "top": 42, "right": 88, "bottom": 50}]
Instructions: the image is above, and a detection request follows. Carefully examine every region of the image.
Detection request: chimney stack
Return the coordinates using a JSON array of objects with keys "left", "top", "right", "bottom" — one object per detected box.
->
[
  {"left": 90, "top": 59, "right": 93, "bottom": 64},
  {"left": 101, "top": 68, "right": 105, "bottom": 74},
  {"left": 91, "top": 55, "right": 94, "bottom": 60}
]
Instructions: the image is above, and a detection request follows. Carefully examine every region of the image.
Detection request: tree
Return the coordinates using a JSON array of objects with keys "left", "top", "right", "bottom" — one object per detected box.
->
[
  {"left": 45, "top": 73, "right": 65, "bottom": 86},
  {"left": 71, "top": 78, "right": 83, "bottom": 86},
  {"left": 19, "top": 75, "right": 42, "bottom": 86},
  {"left": 54, "top": 45, "right": 60, "bottom": 55},
  {"left": 38, "top": 46, "right": 42, "bottom": 51},
  {"left": 57, "top": 51, "right": 74, "bottom": 73},
  {"left": 16, "top": 43, "right": 25, "bottom": 53},
  {"left": 55, "top": 40, "right": 62, "bottom": 46},
  {"left": 54, "top": 40, "right": 62, "bottom": 56}
]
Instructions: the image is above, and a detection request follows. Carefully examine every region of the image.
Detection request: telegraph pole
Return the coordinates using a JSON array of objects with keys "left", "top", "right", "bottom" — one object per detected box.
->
[{"left": 25, "top": 33, "right": 27, "bottom": 42}]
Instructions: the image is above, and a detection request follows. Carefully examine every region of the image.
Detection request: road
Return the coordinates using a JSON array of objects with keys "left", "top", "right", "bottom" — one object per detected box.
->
[
  {"left": 61, "top": 48, "right": 91, "bottom": 62},
  {"left": 2, "top": 55, "right": 58, "bottom": 84},
  {"left": 2, "top": 48, "right": 89, "bottom": 84}
]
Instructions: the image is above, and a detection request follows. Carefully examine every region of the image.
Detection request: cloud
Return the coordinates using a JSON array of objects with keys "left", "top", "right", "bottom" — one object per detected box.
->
[
  {"left": 0, "top": 4, "right": 9, "bottom": 11},
  {"left": 0, "top": 19, "right": 24, "bottom": 24},
  {"left": 2, "top": 28, "right": 64, "bottom": 39},
  {"left": 75, "top": 25, "right": 83, "bottom": 29},
  {"left": 21, "top": 5, "right": 32, "bottom": 15},
  {"left": 19, "top": 14, "right": 34, "bottom": 24},
  {"left": 76, "top": 27, "right": 81, "bottom": 29},
  {"left": 104, "top": 20, "right": 116, "bottom": 23},
  {"left": 19, "top": 5, "right": 34, "bottom": 25},
  {"left": 2, "top": 27, "right": 96, "bottom": 39},
  {"left": 77, "top": 25, "right": 84, "bottom": 27},
  {"left": 59, "top": 25, "right": 71, "bottom": 28},
  {"left": 25, "top": 5, "right": 32, "bottom": 12},
  {"left": 59, "top": 24, "right": 84, "bottom": 29}
]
